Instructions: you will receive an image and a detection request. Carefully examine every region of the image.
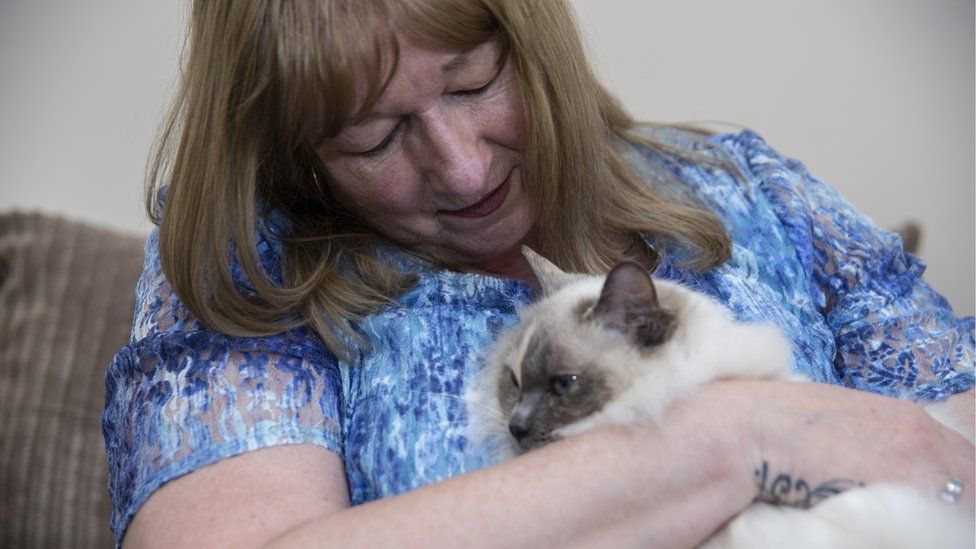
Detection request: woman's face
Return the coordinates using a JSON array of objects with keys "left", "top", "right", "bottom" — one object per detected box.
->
[{"left": 314, "top": 37, "right": 533, "bottom": 274}]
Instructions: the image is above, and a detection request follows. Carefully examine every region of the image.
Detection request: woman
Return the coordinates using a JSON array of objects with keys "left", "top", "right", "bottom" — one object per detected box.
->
[{"left": 103, "top": 0, "right": 974, "bottom": 547}]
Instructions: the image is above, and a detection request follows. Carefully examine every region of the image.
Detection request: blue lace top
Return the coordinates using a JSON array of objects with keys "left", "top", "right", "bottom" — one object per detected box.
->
[{"left": 102, "top": 130, "right": 975, "bottom": 543}]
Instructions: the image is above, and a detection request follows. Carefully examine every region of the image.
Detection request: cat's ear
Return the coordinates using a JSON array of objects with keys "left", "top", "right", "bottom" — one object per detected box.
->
[
  {"left": 522, "top": 246, "right": 577, "bottom": 296},
  {"left": 592, "top": 262, "right": 673, "bottom": 347}
]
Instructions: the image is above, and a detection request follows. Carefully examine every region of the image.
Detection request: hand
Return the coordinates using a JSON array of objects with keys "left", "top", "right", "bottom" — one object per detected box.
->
[{"left": 687, "top": 380, "right": 975, "bottom": 512}]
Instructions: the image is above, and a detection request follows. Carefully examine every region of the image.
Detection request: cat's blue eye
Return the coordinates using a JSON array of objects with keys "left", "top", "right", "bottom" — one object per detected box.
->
[{"left": 549, "top": 374, "right": 579, "bottom": 397}]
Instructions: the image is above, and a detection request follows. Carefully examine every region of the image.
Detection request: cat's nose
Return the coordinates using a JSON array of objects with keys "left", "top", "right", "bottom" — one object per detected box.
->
[
  {"left": 509, "top": 420, "right": 530, "bottom": 440},
  {"left": 509, "top": 397, "right": 539, "bottom": 441}
]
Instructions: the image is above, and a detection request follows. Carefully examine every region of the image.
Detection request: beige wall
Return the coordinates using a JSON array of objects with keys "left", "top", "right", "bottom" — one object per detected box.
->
[
  {"left": 569, "top": 0, "right": 974, "bottom": 314},
  {"left": 0, "top": 0, "right": 181, "bottom": 235},
  {"left": 1, "top": 0, "right": 972, "bottom": 315}
]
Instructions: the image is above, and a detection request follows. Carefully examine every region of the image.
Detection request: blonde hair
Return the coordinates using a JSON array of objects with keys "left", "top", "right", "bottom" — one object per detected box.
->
[{"left": 148, "top": 0, "right": 733, "bottom": 358}]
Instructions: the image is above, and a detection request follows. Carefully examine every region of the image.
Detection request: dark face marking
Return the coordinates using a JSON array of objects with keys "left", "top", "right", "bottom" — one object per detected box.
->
[
  {"left": 591, "top": 262, "right": 675, "bottom": 349},
  {"left": 494, "top": 261, "right": 678, "bottom": 452},
  {"left": 499, "top": 331, "right": 612, "bottom": 452}
]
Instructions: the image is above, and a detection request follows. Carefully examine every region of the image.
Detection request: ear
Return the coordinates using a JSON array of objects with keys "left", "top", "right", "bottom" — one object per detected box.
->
[
  {"left": 521, "top": 246, "right": 578, "bottom": 296},
  {"left": 592, "top": 262, "right": 673, "bottom": 347}
]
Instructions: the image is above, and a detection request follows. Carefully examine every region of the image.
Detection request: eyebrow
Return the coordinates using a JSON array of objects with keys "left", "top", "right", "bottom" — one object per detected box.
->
[
  {"left": 440, "top": 45, "right": 480, "bottom": 73},
  {"left": 316, "top": 43, "right": 493, "bottom": 147}
]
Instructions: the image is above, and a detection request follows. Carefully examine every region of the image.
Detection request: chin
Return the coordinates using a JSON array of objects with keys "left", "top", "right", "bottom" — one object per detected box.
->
[{"left": 410, "top": 201, "right": 536, "bottom": 273}]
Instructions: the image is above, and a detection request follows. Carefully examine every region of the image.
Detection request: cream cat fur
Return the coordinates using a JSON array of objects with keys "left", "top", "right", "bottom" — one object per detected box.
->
[{"left": 469, "top": 247, "right": 973, "bottom": 548}]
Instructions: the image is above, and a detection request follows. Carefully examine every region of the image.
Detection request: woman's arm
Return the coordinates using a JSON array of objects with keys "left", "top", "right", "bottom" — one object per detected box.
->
[
  {"left": 124, "top": 399, "right": 748, "bottom": 548},
  {"left": 124, "top": 380, "right": 975, "bottom": 549},
  {"left": 927, "top": 388, "right": 975, "bottom": 442}
]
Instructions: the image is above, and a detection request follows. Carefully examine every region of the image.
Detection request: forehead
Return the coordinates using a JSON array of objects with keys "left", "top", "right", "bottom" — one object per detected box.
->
[
  {"left": 287, "top": 0, "right": 504, "bottom": 144},
  {"left": 508, "top": 322, "right": 583, "bottom": 383},
  {"left": 312, "top": 36, "right": 498, "bottom": 147},
  {"left": 362, "top": 37, "right": 494, "bottom": 113},
  {"left": 505, "top": 288, "right": 632, "bottom": 379}
]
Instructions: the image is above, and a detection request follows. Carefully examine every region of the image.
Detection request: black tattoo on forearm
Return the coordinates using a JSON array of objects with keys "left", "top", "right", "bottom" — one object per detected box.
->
[{"left": 753, "top": 461, "right": 864, "bottom": 508}]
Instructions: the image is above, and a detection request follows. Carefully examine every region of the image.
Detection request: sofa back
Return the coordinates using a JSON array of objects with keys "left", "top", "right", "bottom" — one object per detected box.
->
[{"left": 0, "top": 212, "right": 145, "bottom": 548}]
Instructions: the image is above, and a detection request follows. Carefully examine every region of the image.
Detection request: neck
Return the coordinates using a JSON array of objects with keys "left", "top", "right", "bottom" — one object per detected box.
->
[
  {"left": 460, "top": 231, "right": 654, "bottom": 285},
  {"left": 467, "top": 252, "right": 536, "bottom": 283},
  {"left": 462, "top": 229, "right": 541, "bottom": 284}
]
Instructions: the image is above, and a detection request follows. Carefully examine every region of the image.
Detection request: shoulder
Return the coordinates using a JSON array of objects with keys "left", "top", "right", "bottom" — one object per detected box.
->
[
  {"left": 622, "top": 127, "right": 777, "bottom": 231},
  {"left": 707, "top": 129, "right": 824, "bottom": 200},
  {"left": 106, "top": 222, "right": 341, "bottom": 541},
  {"left": 134, "top": 192, "right": 291, "bottom": 340},
  {"left": 623, "top": 126, "right": 850, "bottom": 236},
  {"left": 707, "top": 128, "right": 795, "bottom": 169},
  {"left": 625, "top": 124, "right": 808, "bottom": 186}
]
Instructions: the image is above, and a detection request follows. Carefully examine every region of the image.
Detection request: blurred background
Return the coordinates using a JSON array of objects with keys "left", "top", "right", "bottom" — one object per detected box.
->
[{"left": 0, "top": 0, "right": 972, "bottom": 315}]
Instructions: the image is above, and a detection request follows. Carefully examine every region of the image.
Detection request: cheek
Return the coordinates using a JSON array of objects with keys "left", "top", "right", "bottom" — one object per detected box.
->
[
  {"left": 496, "top": 376, "right": 519, "bottom": 414},
  {"left": 500, "top": 73, "right": 526, "bottom": 146},
  {"left": 328, "top": 160, "right": 424, "bottom": 218},
  {"left": 545, "top": 401, "right": 576, "bottom": 429},
  {"left": 482, "top": 89, "right": 524, "bottom": 149}
]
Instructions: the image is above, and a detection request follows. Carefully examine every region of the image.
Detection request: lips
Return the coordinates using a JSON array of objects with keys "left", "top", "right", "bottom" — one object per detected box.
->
[{"left": 441, "top": 172, "right": 512, "bottom": 219}]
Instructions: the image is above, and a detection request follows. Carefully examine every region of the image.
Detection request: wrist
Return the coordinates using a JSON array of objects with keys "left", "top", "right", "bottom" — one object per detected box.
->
[
  {"left": 671, "top": 381, "right": 765, "bottom": 507},
  {"left": 638, "top": 381, "right": 762, "bottom": 527}
]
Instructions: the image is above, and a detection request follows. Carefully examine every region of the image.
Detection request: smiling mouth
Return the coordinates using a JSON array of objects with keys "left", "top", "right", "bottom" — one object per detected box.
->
[{"left": 441, "top": 172, "right": 512, "bottom": 219}]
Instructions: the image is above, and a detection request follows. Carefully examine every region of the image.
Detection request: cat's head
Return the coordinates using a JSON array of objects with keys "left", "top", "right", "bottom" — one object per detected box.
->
[{"left": 494, "top": 248, "right": 676, "bottom": 452}]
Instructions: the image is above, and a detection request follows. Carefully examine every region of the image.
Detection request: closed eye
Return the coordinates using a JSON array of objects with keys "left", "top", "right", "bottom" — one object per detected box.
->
[
  {"left": 356, "top": 118, "right": 406, "bottom": 156},
  {"left": 449, "top": 61, "right": 504, "bottom": 98}
]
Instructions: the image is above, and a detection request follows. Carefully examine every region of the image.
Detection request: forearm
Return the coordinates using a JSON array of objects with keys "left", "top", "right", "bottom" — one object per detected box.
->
[
  {"left": 130, "top": 380, "right": 971, "bottom": 548},
  {"left": 926, "top": 388, "right": 975, "bottom": 442},
  {"left": 266, "top": 396, "right": 754, "bottom": 548}
]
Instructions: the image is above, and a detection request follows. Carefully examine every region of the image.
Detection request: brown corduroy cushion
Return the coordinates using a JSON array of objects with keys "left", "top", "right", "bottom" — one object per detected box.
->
[{"left": 0, "top": 211, "right": 146, "bottom": 548}]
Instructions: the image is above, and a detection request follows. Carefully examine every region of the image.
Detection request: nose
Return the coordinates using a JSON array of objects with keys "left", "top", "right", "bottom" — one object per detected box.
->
[
  {"left": 509, "top": 417, "right": 530, "bottom": 441},
  {"left": 418, "top": 107, "right": 490, "bottom": 198},
  {"left": 508, "top": 399, "right": 538, "bottom": 441}
]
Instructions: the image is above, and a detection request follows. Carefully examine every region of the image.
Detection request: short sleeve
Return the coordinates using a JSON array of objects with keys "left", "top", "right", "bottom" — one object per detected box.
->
[
  {"left": 102, "top": 227, "right": 344, "bottom": 544},
  {"left": 726, "top": 130, "right": 975, "bottom": 401}
]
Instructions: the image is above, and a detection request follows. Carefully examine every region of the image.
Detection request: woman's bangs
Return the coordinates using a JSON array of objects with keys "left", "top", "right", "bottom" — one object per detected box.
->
[
  {"left": 289, "top": 0, "right": 503, "bottom": 146},
  {"left": 394, "top": 0, "right": 500, "bottom": 51},
  {"left": 278, "top": 1, "right": 397, "bottom": 146}
]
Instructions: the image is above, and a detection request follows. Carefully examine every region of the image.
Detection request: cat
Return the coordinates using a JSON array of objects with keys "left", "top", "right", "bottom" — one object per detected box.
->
[{"left": 468, "top": 246, "right": 974, "bottom": 548}]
